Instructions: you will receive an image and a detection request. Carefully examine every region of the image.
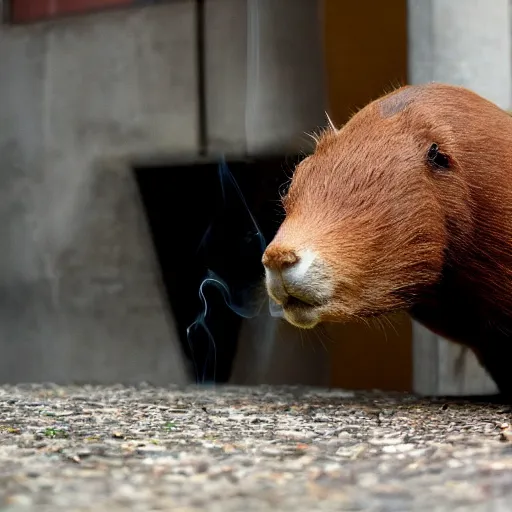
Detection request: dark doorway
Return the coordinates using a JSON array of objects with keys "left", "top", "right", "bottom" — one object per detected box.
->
[{"left": 133, "top": 156, "right": 299, "bottom": 383}]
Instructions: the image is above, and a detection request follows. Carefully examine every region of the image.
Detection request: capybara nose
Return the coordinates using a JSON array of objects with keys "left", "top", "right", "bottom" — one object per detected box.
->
[
  {"left": 261, "top": 246, "right": 299, "bottom": 270},
  {"left": 261, "top": 245, "right": 301, "bottom": 305},
  {"left": 263, "top": 245, "right": 331, "bottom": 311}
]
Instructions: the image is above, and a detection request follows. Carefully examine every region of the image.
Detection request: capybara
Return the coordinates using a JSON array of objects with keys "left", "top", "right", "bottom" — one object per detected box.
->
[{"left": 262, "top": 82, "right": 512, "bottom": 395}]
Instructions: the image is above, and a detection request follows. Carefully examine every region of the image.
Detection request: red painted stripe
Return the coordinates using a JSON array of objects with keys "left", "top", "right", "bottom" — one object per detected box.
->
[{"left": 10, "top": 0, "right": 132, "bottom": 23}]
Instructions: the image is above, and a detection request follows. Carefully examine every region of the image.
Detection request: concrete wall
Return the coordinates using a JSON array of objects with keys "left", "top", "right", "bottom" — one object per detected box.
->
[
  {"left": 0, "top": 2, "right": 199, "bottom": 384},
  {"left": 408, "top": 0, "right": 511, "bottom": 395},
  {"left": 0, "top": 0, "right": 328, "bottom": 385}
]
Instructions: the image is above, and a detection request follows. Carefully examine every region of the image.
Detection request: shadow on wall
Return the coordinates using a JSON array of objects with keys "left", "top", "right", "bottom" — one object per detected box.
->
[{"left": 133, "top": 156, "right": 300, "bottom": 383}]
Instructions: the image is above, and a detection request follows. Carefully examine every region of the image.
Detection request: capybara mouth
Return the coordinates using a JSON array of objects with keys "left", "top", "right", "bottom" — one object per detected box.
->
[
  {"left": 284, "top": 295, "right": 316, "bottom": 308},
  {"left": 283, "top": 293, "right": 325, "bottom": 309},
  {"left": 280, "top": 298, "right": 323, "bottom": 329}
]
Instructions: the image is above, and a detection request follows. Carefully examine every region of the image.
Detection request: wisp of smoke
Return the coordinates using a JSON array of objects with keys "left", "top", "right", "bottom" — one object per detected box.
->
[
  {"left": 186, "top": 0, "right": 287, "bottom": 384},
  {"left": 186, "top": 157, "right": 281, "bottom": 383}
]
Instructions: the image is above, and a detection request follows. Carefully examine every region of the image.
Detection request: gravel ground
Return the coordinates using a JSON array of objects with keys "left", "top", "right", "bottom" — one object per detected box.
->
[{"left": 0, "top": 385, "right": 511, "bottom": 511}]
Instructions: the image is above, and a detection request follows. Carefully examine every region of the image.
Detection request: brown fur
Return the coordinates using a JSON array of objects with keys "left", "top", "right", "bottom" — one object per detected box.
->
[{"left": 263, "top": 82, "right": 512, "bottom": 395}]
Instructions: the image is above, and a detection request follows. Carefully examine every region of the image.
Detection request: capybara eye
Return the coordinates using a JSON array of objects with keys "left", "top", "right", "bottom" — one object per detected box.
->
[{"left": 427, "top": 143, "right": 450, "bottom": 170}]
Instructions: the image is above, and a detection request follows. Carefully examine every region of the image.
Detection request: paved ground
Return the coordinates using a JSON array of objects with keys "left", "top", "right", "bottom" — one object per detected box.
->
[{"left": 0, "top": 385, "right": 511, "bottom": 511}]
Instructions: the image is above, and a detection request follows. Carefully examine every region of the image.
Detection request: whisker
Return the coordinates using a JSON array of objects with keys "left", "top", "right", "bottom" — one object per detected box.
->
[
  {"left": 318, "top": 324, "right": 337, "bottom": 344},
  {"left": 299, "top": 328, "right": 305, "bottom": 350},
  {"left": 305, "top": 330, "right": 316, "bottom": 353},
  {"left": 312, "top": 328, "right": 328, "bottom": 353},
  {"left": 382, "top": 314, "right": 400, "bottom": 337},
  {"left": 378, "top": 317, "right": 389, "bottom": 344},
  {"left": 325, "top": 111, "right": 338, "bottom": 132}
]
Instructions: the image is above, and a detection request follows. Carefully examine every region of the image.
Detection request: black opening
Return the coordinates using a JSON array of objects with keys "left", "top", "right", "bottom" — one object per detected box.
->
[{"left": 133, "top": 156, "right": 300, "bottom": 383}]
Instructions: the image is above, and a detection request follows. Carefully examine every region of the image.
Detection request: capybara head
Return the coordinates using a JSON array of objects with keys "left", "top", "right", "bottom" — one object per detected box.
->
[{"left": 261, "top": 82, "right": 509, "bottom": 329}]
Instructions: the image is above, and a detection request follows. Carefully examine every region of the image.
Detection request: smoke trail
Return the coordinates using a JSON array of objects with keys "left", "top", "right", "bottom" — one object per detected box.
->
[
  {"left": 186, "top": 0, "right": 285, "bottom": 383},
  {"left": 243, "top": 0, "right": 284, "bottom": 324},
  {"left": 186, "top": 158, "right": 271, "bottom": 383}
]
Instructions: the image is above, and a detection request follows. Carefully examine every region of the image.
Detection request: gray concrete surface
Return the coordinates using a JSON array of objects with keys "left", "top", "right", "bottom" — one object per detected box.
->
[{"left": 0, "top": 384, "right": 512, "bottom": 511}]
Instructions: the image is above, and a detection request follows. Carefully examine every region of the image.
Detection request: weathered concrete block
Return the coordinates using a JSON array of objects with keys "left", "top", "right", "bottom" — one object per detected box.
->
[
  {"left": 0, "top": 3, "right": 199, "bottom": 384},
  {"left": 408, "top": 0, "right": 511, "bottom": 109}
]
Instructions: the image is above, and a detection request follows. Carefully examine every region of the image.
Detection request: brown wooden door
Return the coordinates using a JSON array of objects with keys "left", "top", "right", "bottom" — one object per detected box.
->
[{"left": 322, "top": 0, "right": 412, "bottom": 392}]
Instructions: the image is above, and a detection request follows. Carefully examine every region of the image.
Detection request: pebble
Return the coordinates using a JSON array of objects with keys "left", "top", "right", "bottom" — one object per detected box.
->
[
  {"left": 500, "top": 429, "right": 512, "bottom": 442},
  {"left": 368, "top": 437, "right": 405, "bottom": 446},
  {"left": 274, "top": 430, "right": 315, "bottom": 440},
  {"left": 381, "top": 443, "right": 416, "bottom": 454}
]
